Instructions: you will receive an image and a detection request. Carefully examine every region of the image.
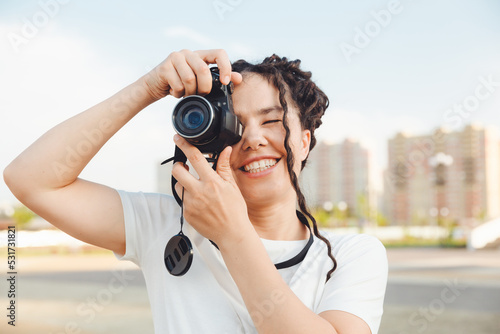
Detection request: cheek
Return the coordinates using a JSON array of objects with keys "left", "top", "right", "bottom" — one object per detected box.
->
[
  {"left": 272, "top": 133, "right": 287, "bottom": 153},
  {"left": 229, "top": 145, "right": 239, "bottom": 168}
]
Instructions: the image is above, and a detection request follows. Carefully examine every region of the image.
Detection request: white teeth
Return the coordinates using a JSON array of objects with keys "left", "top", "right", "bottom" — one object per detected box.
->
[{"left": 243, "top": 159, "right": 277, "bottom": 173}]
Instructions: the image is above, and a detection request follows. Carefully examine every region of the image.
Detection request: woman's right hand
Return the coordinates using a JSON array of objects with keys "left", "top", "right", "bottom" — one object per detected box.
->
[{"left": 141, "top": 49, "right": 243, "bottom": 101}]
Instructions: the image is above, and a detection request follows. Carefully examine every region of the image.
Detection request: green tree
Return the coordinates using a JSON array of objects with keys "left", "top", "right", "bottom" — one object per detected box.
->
[
  {"left": 375, "top": 212, "right": 388, "bottom": 226},
  {"left": 356, "top": 193, "right": 371, "bottom": 221},
  {"left": 11, "top": 205, "right": 36, "bottom": 228},
  {"left": 312, "top": 207, "right": 331, "bottom": 228}
]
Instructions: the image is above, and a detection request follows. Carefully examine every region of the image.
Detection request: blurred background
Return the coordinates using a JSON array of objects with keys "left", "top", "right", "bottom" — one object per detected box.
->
[{"left": 1, "top": 0, "right": 499, "bottom": 333}]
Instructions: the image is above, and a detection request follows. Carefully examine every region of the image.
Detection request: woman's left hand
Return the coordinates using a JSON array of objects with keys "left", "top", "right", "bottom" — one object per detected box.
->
[{"left": 172, "top": 135, "right": 250, "bottom": 246}]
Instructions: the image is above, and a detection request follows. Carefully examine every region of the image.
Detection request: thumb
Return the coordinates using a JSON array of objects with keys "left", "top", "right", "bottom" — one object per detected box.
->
[{"left": 216, "top": 146, "right": 234, "bottom": 182}]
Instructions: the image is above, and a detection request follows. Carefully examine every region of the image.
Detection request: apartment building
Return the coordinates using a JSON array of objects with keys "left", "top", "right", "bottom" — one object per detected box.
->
[
  {"left": 387, "top": 124, "right": 500, "bottom": 226},
  {"left": 301, "top": 138, "right": 378, "bottom": 220}
]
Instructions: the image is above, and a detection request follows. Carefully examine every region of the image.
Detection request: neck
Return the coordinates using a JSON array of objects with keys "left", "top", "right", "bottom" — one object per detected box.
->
[{"left": 247, "top": 200, "right": 309, "bottom": 241}]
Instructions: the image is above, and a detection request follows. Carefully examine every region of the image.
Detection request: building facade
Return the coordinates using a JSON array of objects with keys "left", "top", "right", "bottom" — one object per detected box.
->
[
  {"left": 387, "top": 124, "right": 500, "bottom": 226},
  {"left": 301, "top": 138, "right": 378, "bottom": 221}
]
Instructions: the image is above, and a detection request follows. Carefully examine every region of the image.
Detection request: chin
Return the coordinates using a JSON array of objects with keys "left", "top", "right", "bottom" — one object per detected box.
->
[{"left": 241, "top": 182, "right": 295, "bottom": 206}]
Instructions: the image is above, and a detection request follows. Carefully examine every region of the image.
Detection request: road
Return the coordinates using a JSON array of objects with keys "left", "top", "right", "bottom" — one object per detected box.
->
[{"left": 1, "top": 247, "right": 499, "bottom": 334}]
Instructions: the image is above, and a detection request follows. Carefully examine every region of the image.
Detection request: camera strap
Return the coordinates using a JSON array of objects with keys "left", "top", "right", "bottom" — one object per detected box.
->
[
  {"left": 161, "top": 145, "right": 187, "bottom": 207},
  {"left": 274, "top": 211, "right": 314, "bottom": 270}
]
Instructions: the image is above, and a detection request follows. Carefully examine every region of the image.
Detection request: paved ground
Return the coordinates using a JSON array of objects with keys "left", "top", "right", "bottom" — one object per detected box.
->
[
  {"left": 380, "top": 247, "right": 500, "bottom": 334},
  {"left": 1, "top": 247, "right": 499, "bottom": 333}
]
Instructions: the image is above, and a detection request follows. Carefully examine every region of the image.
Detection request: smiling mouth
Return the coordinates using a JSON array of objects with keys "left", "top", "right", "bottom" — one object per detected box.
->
[{"left": 240, "top": 158, "right": 280, "bottom": 173}]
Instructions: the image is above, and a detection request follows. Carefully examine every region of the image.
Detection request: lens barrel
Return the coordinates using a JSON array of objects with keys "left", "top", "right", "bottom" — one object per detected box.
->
[{"left": 172, "top": 95, "right": 219, "bottom": 145}]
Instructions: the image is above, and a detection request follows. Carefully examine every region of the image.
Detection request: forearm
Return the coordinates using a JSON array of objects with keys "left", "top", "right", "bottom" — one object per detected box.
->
[
  {"left": 4, "top": 76, "right": 156, "bottom": 199},
  {"left": 219, "top": 229, "right": 337, "bottom": 334}
]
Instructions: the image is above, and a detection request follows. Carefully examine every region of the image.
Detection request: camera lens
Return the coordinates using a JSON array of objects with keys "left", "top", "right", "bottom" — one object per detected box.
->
[
  {"left": 172, "top": 96, "right": 217, "bottom": 143},
  {"left": 182, "top": 107, "right": 205, "bottom": 130}
]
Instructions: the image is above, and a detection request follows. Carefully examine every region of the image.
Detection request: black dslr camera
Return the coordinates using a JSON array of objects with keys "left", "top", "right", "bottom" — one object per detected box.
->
[
  {"left": 162, "top": 67, "right": 242, "bottom": 206},
  {"left": 172, "top": 67, "right": 242, "bottom": 153}
]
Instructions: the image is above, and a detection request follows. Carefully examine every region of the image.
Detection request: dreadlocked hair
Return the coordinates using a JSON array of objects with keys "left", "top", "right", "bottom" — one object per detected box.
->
[{"left": 232, "top": 54, "right": 337, "bottom": 281}]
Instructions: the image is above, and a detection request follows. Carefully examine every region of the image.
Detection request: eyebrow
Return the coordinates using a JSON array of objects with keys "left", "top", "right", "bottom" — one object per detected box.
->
[{"left": 257, "top": 105, "right": 283, "bottom": 115}]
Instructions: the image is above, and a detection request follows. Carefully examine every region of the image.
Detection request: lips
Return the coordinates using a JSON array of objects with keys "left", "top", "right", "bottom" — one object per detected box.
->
[{"left": 239, "top": 157, "right": 281, "bottom": 173}]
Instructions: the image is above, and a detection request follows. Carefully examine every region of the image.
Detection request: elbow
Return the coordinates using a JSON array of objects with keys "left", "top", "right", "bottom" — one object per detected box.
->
[
  {"left": 3, "top": 161, "right": 28, "bottom": 202},
  {"left": 4, "top": 162, "right": 16, "bottom": 192}
]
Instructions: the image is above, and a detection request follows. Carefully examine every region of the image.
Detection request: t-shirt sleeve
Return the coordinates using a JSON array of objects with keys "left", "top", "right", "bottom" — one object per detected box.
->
[
  {"left": 114, "top": 190, "right": 180, "bottom": 266},
  {"left": 316, "top": 234, "right": 388, "bottom": 334}
]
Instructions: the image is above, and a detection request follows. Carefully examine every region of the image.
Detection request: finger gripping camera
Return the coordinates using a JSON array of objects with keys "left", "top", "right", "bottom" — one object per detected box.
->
[{"left": 172, "top": 67, "right": 242, "bottom": 153}]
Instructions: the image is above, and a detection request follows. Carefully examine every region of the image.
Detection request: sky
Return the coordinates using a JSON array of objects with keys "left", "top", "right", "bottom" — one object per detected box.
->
[{"left": 1, "top": 0, "right": 499, "bottom": 207}]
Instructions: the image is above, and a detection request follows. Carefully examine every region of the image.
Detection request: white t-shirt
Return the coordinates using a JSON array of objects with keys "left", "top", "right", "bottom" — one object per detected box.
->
[{"left": 116, "top": 190, "right": 388, "bottom": 334}]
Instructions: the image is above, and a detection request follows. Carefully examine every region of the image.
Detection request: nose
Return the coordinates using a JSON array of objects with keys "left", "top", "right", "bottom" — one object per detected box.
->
[{"left": 239, "top": 124, "right": 268, "bottom": 151}]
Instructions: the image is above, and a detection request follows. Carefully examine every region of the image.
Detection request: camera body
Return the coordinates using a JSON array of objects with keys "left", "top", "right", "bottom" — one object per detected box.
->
[{"left": 172, "top": 67, "right": 242, "bottom": 154}]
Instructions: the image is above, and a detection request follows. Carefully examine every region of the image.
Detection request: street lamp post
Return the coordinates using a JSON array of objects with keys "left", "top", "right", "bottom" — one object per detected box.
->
[{"left": 429, "top": 152, "right": 453, "bottom": 227}]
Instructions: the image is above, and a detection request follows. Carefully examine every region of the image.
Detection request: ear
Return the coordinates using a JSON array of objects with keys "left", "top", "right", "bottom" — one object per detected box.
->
[{"left": 299, "top": 129, "right": 311, "bottom": 162}]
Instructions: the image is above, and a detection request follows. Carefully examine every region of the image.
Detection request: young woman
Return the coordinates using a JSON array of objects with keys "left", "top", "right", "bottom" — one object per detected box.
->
[{"left": 4, "top": 49, "right": 387, "bottom": 333}]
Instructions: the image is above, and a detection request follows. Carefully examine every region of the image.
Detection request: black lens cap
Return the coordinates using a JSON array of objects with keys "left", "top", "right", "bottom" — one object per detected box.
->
[{"left": 164, "top": 233, "right": 193, "bottom": 276}]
